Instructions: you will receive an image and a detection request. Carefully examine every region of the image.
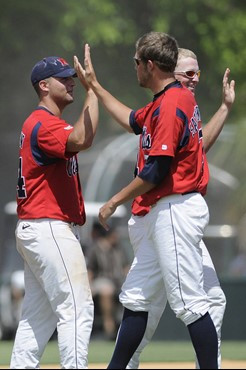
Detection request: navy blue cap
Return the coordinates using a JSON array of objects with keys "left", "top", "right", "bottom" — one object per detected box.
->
[{"left": 31, "top": 56, "right": 77, "bottom": 85}]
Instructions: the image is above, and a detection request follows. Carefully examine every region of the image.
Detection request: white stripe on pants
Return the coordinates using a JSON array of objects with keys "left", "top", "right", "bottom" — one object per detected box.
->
[
  {"left": 10, "top": 219, "right": 94, "bottom": 369},
  {"left": 125, "top": 213, "right": 225, "bottom": 369},
  {"left": 120, "top": 193, "right": 210, "bottom": 326}
]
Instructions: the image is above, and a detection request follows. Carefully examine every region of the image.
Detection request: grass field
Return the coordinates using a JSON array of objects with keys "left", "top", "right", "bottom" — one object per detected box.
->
[{"left": 0, "top": 340, "right": 246, "bottom": 367}]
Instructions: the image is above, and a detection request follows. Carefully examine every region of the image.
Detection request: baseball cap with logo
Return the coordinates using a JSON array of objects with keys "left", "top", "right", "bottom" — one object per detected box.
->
[{"left": 31, "top": 56, "right": 77, "bottom": 85}]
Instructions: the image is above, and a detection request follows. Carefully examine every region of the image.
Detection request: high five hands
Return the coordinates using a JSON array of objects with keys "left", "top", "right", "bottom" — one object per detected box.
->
[{"left": 73, "top": 44, "right": 97, "bottom": 90}]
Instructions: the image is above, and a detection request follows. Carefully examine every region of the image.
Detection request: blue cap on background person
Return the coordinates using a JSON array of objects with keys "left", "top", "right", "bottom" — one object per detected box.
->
[{"left": 31, "top": 56, "right": 77, "bottom": 85}]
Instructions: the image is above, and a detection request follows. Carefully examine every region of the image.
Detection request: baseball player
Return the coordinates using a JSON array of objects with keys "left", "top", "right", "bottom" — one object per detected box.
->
[
  {"left": 11, "top": 53, "right": 98, "bottom": 369},
  {"left": 82, "top": 32, "right": 222, "bottom": 369},
  {"left": 126, "top": 48, "right": 235, "bottom": 370}
]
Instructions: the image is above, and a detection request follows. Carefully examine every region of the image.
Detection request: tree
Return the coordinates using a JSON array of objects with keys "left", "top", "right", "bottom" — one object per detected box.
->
[{"left": 1, "top": 0, "right": 245, "bottom": 133}]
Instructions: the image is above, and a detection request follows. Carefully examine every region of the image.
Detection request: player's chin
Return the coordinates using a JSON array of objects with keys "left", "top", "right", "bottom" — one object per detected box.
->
[
  {"left": 188, "top": 86, "right": 196, "bottom": 95},
  {"left": 66, "top": 94, "right": 74, "bottom": 103},
  {"left": 138, "top": 79, "right": 148, "bottom": 88}
]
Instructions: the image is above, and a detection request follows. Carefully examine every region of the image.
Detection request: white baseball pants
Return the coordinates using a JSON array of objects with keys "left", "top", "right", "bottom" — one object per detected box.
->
[
  {"left": 10, "top": 219, "right": 94, "bottom": 369},
  {"left": 119, "top": 193, "right": 225, "bottom": 369}
]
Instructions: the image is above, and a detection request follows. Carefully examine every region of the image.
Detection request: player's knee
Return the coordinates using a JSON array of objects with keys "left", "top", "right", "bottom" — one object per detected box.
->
[
  {"left": 208, "top": 287, "right": 227, "bottom": 312},
  {"left": 217, "top": 289, "right": 226, "bottom": 310}
]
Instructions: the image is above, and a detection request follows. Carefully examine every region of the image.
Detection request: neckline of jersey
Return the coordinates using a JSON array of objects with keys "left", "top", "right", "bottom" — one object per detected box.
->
[
  {"left": 35, "top": 106, "right": 55, "bottom": 116},
  {"left": 153, "top": 80, "right": 182, "bottom": 101}
]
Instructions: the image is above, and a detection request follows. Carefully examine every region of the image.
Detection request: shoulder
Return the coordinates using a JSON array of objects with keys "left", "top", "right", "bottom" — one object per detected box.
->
[
  {"left": 37, "top": 111, "right": 70, "bottom": 133},
  {"left": 167, "top": 84, "right": 197, "bottom": 110},
  {"left": 165, "top": 83, "right": 193, "bottom": 101}
]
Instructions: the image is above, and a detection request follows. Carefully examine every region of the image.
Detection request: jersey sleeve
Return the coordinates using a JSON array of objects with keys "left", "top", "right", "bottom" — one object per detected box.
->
[
  {"left": 38, "top": 116, "right": 77, "bottom": 159},
  {"left": 129, "top": 103, "right": 152, "bottom": 135},
  {"left": 138, "top": 155, "right": 172, "bottom": 184}
]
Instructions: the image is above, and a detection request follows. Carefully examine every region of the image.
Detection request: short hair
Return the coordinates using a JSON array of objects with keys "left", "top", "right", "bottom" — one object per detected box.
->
[
  {"left": 136, "top": 31, "right": 179, "bottom": 73},
  {"left": 33, "top": 78, "right": 50, "bottom": 98},
  {"left": 33, "top": 82, "right": 41, "bottom": 97},
  {"left": 177, "top": 48, "right": 197, "bottom": 62}
]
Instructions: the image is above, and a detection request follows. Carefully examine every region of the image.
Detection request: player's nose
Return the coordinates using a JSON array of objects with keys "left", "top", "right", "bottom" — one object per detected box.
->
[{"left": 192, "top": 74, "right": 199, "bottom": 83}]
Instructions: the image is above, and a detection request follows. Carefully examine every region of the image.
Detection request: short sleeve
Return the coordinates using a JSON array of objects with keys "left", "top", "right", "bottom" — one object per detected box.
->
[{"left": 38, "top": 116, "right": 77, "bottom": 159}]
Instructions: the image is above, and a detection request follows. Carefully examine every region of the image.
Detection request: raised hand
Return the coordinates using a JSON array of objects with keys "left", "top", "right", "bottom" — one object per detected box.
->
[
  {"left": 73, "top": 54, "right": 89, "bottom": 90},
  {"left": 222, "top": 68, "right": 236, "bottom": 110},
  {"left": 74, "top": 44, "right": 99, "bottom": 92},
  {"left": 83, "top": 43, "right": 98, "bottom": 87}
]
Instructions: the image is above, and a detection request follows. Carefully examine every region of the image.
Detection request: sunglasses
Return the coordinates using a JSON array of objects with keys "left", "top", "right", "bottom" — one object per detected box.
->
[
  {"left": 133, "top": 57, "right": 141, "bottom": 66},
  {"left": 175, "top": 70, "right": 201, "bottom": 79}
]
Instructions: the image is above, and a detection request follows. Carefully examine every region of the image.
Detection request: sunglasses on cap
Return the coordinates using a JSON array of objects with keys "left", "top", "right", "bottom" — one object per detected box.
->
[{"left": 175, "top": 70, "right": 201, "bottom": 79}]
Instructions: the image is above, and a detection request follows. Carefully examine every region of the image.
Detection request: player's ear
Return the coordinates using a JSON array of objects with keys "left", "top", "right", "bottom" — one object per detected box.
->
[
  {"left": 147, "top": 60, "right": 154, "bottom": 72},
  {"left": 39, "top": 79, "right": 50, "bottom": 93}
]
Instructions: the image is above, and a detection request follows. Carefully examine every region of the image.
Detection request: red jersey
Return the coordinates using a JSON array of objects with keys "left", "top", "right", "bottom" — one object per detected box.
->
[
  {"left": 17, "top": 107, "right": 86, "bottom": 225},
  {"left": 130, "top": 81, "right": 209, "bottom": 216}
]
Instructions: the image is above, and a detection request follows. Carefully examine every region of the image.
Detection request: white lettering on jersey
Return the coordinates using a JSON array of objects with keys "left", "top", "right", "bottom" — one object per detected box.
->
[
  {"left": 19, "top": 132, "right": 25, "bottom": 149},
  {"left": 141, "top": 126, "right": 151, "bottom": 149},
  {"left": 66, "top": 156, "right": 78, "bottom": 177},
  {"left": 189, "top": 105, "right": 201, "bottom": 138}
]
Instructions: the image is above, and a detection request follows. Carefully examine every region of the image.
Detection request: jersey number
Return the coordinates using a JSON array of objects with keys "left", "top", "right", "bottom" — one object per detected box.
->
[{"left": 17, "top": 157, "right": 27, "bottom": 199}]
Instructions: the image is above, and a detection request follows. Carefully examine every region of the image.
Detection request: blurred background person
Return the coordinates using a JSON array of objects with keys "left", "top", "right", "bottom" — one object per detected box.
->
[
  {"left": 9, "top": 270, "right": 25, "bottom": 329},
  {"left": 228, "top": 213, "right": 246, "bottom": 278},
  {"left": 87, "top": 222, "right": 130, "bottom": 340}
]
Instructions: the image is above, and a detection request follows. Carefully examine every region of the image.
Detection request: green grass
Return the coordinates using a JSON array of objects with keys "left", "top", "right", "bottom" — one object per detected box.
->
[{"left": 0, "top": 340, "right": 245, "bottom": 366}]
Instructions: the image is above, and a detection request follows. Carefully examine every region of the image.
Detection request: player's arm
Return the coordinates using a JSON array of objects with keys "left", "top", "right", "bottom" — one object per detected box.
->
[
  {"left": 66, "top": 55, "right": 99, "bottom": 152},
  {"left": 81, "top": 43, "right": 134, "bottom": 133},
  {"left": 99, "top": 177, "right": 154, "bottom": 230},
  {"left": 202, "top": 68, "right": 235, "bottom": 153},
  {"left": 99, "top": 156, "right": 172, "bottom": 229}
]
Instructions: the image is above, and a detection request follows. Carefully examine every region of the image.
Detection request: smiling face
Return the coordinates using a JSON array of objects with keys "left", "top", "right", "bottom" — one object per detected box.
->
[
  {"left": 38, "top": 75, "right": 76, "bottom": 113},
  {"left": 48, "top": 76, "right": 76, "bottom": 104},
  {"left": 174, "top": 56, "right": 200, "bottom": 95}
]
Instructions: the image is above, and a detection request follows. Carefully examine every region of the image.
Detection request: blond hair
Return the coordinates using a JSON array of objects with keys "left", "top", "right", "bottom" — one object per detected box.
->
[{"left": 177, "top": 48, "right": 197, "bottom": 62}]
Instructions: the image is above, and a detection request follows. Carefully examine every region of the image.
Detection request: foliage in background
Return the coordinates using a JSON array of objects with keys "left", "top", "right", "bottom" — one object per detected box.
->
[
  {"left": 1, "top": 0, "right": 246, "bottom": 221},
  {"left": 1, "top": 0, "right": 245, "bottom": 130}
]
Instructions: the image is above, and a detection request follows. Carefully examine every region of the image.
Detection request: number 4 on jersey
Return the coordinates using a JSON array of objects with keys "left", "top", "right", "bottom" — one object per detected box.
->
[{"left": 17, "top": 157, "right": 27, "bottom": 199}]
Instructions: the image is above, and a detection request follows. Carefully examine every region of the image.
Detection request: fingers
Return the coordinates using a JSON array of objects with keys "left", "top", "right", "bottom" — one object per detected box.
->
[
  {"left": 98, "top": 201, "right": 116, "bottom": 231},
  {"left": 84, "top": 44, "right": 90, "bottom": 67},
  {"left": 223, "top": 67, "right": 235, "bottom": 91},
  {"left": 222, "top": 68, "right": 230, "bottom": 87},
  {"left": 73, "top": 55, "right": 78, "bottom": 68},
  {"left": 73, "top": 55, "right": 83, "bottom": 74},
  {"left": 98, "top": 210, "right": 110, "bottom": 231},
  {"left": 74, "top": 43, "right": 97, "bottom": 90},
  {"left": 230, "top": 79, "right": 236, "bottom": 89},
  {"left": 73, "top": 54, "right": 89, "bottom": 90},
  {"left": 222, "top": 68, "right": 235, "bottom": 93},
  {"left": 98, "top": 217, "right": 110, "bottom": 231},
  {"left": 84, "top": 44, "right": 91, "bottom": 61},
  {"left": 222, "top": 67, "right": 236, "bottom": 106},
  {"left": 85, "top": 43, "right": 90, "bottom": 56}
]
